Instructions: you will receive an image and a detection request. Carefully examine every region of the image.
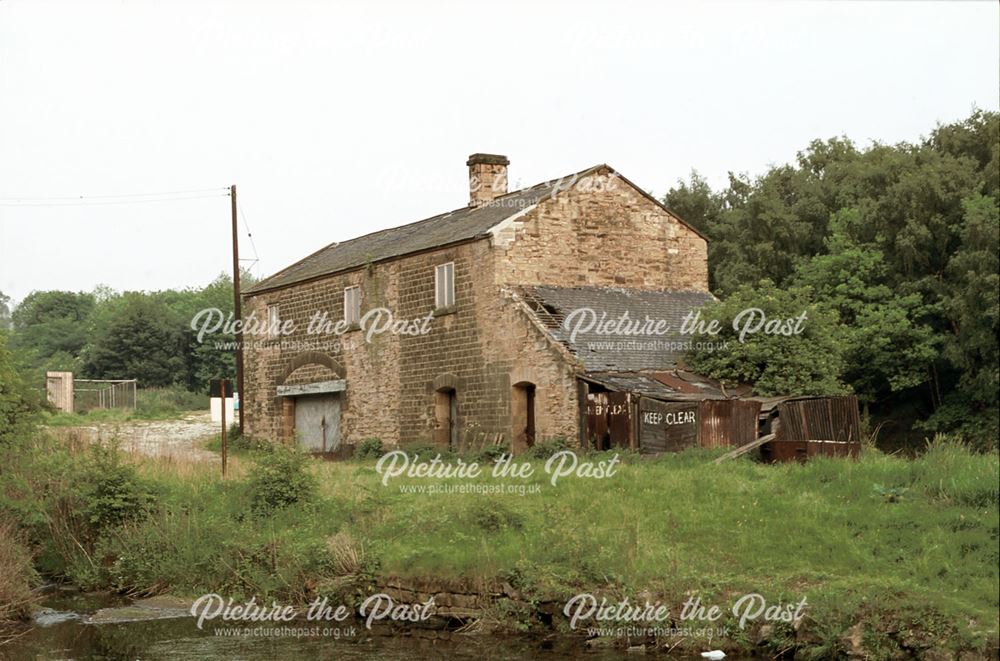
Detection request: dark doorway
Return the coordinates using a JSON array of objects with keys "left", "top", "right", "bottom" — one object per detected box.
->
[
  {"left": 512, "top": 382, "right": 536, "bottom": 453},
  {"left": 435, "top": 387, "right": 458, "bottom": 449}
]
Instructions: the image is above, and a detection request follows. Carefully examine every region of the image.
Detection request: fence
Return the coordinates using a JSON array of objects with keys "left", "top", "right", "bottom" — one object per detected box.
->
[{"left": 73, "top": 378, "right": 138, "bottom": 412}]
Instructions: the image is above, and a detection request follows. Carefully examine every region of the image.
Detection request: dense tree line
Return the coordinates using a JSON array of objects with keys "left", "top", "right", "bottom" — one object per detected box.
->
[
  {"left": 3, "top": 273, "right": 252, "bottom": 393},
  {"left": 671, "top": 110, "right": 998, "bottom": 448}
]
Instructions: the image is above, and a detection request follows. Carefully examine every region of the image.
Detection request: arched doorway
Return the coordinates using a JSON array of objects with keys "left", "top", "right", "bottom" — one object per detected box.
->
[{"left": 512, "top": 381, "right": 536, "bottom": 454}]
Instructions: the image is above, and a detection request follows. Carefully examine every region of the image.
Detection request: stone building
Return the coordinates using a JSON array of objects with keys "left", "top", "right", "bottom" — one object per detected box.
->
[{"left": 242, "top": 154, "right": 713, "bottom": 453}]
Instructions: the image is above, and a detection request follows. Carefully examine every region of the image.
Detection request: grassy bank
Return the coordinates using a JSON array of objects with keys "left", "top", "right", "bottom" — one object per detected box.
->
[{"left": 1, "top": 435, "right": 997, "bottom": 658}]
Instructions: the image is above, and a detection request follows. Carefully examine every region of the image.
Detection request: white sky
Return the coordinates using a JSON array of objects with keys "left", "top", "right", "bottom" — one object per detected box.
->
[{"left": 1, "top": 0, "right": 997, "bottom": 306}]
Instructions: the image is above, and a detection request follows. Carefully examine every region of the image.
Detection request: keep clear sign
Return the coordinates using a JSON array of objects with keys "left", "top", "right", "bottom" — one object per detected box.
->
[{"left": 639, "top": 399, "right": 699, "bottom": 453}]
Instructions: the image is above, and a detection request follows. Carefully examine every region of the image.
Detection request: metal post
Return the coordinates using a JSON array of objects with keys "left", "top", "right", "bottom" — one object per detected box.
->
[{"left": 231, "top": 185, "right": 245, "bottom": 435}]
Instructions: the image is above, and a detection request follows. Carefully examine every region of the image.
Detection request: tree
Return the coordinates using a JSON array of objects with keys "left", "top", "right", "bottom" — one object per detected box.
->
[
  {"left": 83, "top": 295, "right": 187, "bottom": 387},
  {"left": 685, "top": 280, "right": 847, "bottom": 396},
  {"left": 0, "top": 331, "right": 40, "bottom": 446},
  {"left": 922, "top": 194, "right": 1000, "bottom": 448},
  {"left": 0, "top": 292, "right": 10, "bottom": 330},
  {"left": 793, "top": 208, "right": 938, "bottom": 407}
]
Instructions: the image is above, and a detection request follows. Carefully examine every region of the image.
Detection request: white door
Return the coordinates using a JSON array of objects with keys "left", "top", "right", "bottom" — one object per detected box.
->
[{"left": 294, "top": 394, "right": 341, "bottom": 452}]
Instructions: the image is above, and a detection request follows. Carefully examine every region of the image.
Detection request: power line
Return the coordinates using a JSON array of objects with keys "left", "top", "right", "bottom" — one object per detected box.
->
[
  {"left": 0, "top": 192, "right": 231, "bottom": 207},
  {"left": 0, "top": 186, "right": 230, "bottom": 202}
]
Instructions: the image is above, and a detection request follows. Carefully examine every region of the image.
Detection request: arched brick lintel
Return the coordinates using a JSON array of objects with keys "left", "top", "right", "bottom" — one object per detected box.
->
[
  {"left": 277, "top": 351, "right": 345, "bottom": 385},
  {"left": 432, "top": 372, "right": 460, "bottom": 393}
]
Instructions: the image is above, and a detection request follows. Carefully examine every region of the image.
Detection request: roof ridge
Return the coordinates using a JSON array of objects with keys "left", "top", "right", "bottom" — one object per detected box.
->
[{"left": 246, "top": 164, "right": 609, "bottom": 293}]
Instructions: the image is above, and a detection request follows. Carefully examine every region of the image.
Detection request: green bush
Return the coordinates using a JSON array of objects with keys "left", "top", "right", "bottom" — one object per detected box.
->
[
  {"left": 79, "top": 443, "right": 156, "bottom": 530},
  {"left": 355, "top": 437, "right": 384, "bottom": 459},
  {"left": 473, "top": 444, "right": 510, "bottom": 464},
  {"left": 246, "top": 445, "right": 317, "bottom": 515},
  {"left": 525, "top": 437, "right": 571, "bottom": 460}
]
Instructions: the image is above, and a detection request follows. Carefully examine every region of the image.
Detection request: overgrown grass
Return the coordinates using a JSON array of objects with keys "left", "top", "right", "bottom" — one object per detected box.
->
[
  {"left": 0, "top": 516, "right": 37, "bottom": 621},
  {"left": 2, "top": 433, "right": 997, "bottom": 656},
  {"left": 41, "top": 387, "right": 208, "bottom": 426}
]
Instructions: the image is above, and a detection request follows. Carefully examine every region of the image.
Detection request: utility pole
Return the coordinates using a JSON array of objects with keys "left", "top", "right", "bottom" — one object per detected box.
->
[
  {"left": 230, "top": 185, "right": 245, "bottom": 434},
  {"left": 220, "top": 378, "right": 228, "bottom": 479}
]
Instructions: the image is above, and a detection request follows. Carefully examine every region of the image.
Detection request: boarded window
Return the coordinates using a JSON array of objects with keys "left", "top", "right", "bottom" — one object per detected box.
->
[
  {"left": 435, "top": 262, "right": 455, "bottom": 309},
  {"left": 344, "top": 286, "right": 361, "bottom": 325}
]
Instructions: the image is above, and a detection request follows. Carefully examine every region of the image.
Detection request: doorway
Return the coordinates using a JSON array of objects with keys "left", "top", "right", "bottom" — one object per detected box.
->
[
  {"left": 434, "top": 387, "right": 458, "bottom": 449},
  {"left": 512, "top": 382, "right": 536, "bottom": 453},
  {"left": 293, "top": 393, "right": 341, "bottom": 452}
]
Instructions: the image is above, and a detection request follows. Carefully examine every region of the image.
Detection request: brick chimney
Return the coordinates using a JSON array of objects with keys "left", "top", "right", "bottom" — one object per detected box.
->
[{"left": 467, "top": 153, "right": 509, "bottom": 207}]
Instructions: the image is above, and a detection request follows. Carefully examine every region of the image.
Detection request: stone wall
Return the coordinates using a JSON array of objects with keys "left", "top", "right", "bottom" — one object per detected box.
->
[
  {"left": 242, "top": 164, "right": 709, "bottom": 452},
  {"left": 491, "top": 166, "right": 709, "bottom": 292},
  {"left": 243, "top": 240, "right": 580, "bottom": 451}
]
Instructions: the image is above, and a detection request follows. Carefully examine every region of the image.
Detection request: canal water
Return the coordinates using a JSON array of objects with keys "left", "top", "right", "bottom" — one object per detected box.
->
[{"left": 4, "top": 592, "right": 661, "bottom": 660}]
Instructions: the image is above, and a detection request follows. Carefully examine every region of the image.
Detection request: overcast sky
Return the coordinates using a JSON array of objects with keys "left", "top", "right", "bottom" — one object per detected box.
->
[{"left": 1, "top": 0, "right": 997, "bottom": 306}]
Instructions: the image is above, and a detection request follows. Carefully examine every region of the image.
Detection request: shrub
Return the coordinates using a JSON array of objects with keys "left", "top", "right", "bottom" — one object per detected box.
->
[
  {"left": 246, "top": 445, "right": 317, "bottom": 515},
  {"left": 355, "top": 437, "right": 384, "bottom": 459},
  {"left": 473, "top": 444, "right": 510, "bottom": 464},
  {"left": 79, "top": 443, "right": 156, "bottom": 530},
  {"left": 525, "top": 437, "right": 571, "bottom": 460}
]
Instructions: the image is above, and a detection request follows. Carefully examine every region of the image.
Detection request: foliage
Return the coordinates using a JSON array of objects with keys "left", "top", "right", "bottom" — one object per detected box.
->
[
  {"left": 0, "top": 331, "right": 41, "bottom": 447},
  {"left": 670, "top": 110, "right": 999, "bottom": 447},
  {"left": 686, "top": 279, "right": 847, "bottom": 395},
  {"left": 793, "top": 208, "right": 939, "bottom": 403},
  {"left": 0, "top": 515, "right": 36, "bottom": 623},
  {"left": 6, "top": 272, "right": 255, "bottom": 394},
  {"left": 355, "top": 437, "right": 384, "bottom": 459},
  {"left": 524, "top": 436, "right": 570, "bottom": 460},
  {"left": 245, "top": 445, "right": 317, "bottom": 515},
  {"left": 83, "top": 294, "right": 188, "bottom": 387},
  {"left": 78, "top": 443, "right": 157, "bottom": 531}
]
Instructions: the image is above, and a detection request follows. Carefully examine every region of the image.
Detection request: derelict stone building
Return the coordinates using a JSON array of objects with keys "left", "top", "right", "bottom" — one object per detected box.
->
[{"left": 242, "top": 154, "right": 711, "bottom": 453}]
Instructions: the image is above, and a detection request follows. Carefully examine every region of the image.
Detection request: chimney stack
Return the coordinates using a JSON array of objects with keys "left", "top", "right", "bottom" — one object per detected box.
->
[{"left": 467, "top": 153, "right": 508, "bottom": 207}]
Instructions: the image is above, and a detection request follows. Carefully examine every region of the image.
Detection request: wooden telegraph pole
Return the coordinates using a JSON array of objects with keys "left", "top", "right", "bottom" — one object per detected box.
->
[
  {"left": 230, "top": 185, "right": 245, "bottom": 434},
  {"left": 220, "top": 378, "right": 228, "bottom": 478}
]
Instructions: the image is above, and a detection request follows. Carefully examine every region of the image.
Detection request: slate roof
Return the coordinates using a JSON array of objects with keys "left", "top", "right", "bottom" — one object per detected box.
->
[
  {"left": 246, "top": 165, "right": 604, "bottom": 293},
  {"left": 516, "top": 285, "right": 717, "bottom": 372}
]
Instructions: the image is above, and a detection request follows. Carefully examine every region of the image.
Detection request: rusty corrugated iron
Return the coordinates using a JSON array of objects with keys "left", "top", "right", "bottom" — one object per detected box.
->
[
  {"left": 763, "top": 395, "right": 863, "bottom": 462},
  {"left": 699, "top": 399, "right": 762, "bottom": 449},
  {"left": 775, "top": 395, "right": 862, "bottom": 443},
  {"left": 585, "top": 391, "right": 633, "bottom": 450}
]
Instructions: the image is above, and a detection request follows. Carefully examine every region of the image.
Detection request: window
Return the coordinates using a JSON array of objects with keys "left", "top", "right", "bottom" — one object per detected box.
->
[
  {"left": 267, "top": 305, "right": 280, "bottom": 338},
  {"left": 435, "top": 262, "right": 455, "bottom": 309},
  {"left": 344, "top": 286, "right": 361, "bottom": 325}
]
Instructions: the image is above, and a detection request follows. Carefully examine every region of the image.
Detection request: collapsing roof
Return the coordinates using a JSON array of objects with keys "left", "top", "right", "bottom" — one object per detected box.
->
[{"left": 516, "top": 285, "right": 717, "bottom": 372}]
